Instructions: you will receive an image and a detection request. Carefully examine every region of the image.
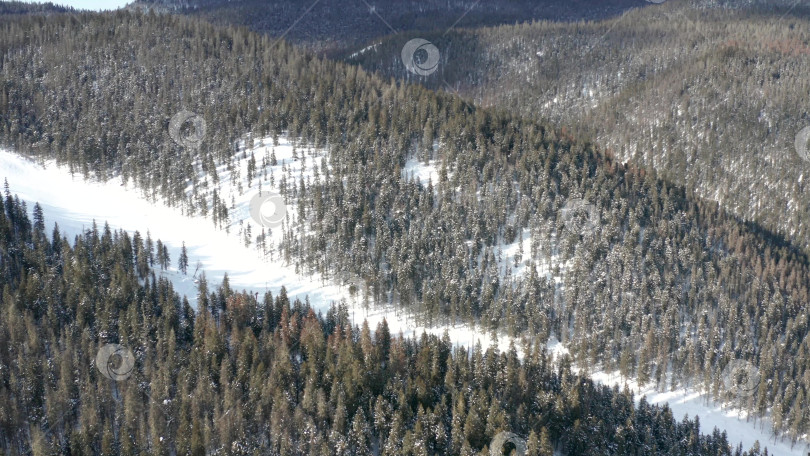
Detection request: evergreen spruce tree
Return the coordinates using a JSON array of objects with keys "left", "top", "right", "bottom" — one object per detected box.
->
[{"left": 178, "top": 242, "right": 189, "bottom": 275}]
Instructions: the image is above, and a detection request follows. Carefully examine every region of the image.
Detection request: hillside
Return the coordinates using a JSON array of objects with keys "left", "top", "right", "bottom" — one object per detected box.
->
[
  {"left": 6, "top": 143, "right": 808, "bottom": 453},
  {"left": 2, "top": 187, "right": 752, "bottom": 455},
  {"left": 2, "top": 5, "right": 810, "bottom": 453},
  {"left": 130, "top": 0, "right": 645, "bottom": 55},
  {"left": 347, "top": 0, "right": 810, "bottom": 260}
]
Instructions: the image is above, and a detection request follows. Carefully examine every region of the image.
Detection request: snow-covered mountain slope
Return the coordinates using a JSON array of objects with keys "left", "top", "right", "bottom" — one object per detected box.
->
[
  {"left": 0, "top": 144, "right": 512, "bottom": 347},
  {"left": 584, "top": 359, "right": 808, "bottom": 455},
  {"left": 2, "top": 144, "right": 805, "bottom": 454},
  {"left": 0, "top": 145, "right": 335, "bottom": 312}
]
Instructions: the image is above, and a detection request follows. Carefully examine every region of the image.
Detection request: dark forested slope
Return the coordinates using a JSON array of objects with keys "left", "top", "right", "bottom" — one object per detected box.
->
[
  {"left": 131, "top": 0, "right": 645, "bottom": 54},
  {"left": 0, "top": 1, "right": 71, "bottom": 15},
  {"left": 348, "top": 0, "right": 810, "bottom": 261}
]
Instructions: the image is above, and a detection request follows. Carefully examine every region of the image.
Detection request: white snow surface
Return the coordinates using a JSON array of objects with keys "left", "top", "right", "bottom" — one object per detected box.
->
[
  {"left": 1, "top": 143, "right": 806, "bottom": 454},
  {"left": 498, "top": 227, "right": 564, "bottom": 282},
  {"left": 402, "top": 156, "right": 440, "bottom": 184}
]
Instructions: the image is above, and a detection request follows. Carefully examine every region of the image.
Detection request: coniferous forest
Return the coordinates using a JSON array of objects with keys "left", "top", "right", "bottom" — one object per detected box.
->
[
  {"left": 131, "top": 0, "right": 642, "bottom": 54},
  {"left": 349, "top": 0, "right": 810, "bottom": 256},
  {"left": 0, "top": 190, "right": 753, "bottom": 455},
  {"left": 1, "top": 1, "right": 810, "bottom": 454}
]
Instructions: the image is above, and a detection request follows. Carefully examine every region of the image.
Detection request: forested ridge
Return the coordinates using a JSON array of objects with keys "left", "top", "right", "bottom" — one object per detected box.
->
[
  {"left": 129, "top": 0, "right": 644, "bottom": 55},
  {"left": 0, "top": 190, "right": 756, "bottom": 455},
  {"left": 349, "top": 0, "right": 810, "bottom": 262},
  {"left": 1, "top": 6, "right": 810, "bottom": 451},
  {"left": 0, "top": 1, "right": 70, "bottom": 15}
]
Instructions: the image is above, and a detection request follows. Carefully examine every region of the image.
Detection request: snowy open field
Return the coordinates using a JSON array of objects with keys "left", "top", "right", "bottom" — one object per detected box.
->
[{"left": 1, "top": 144, "right": 806, "bottom": 455}]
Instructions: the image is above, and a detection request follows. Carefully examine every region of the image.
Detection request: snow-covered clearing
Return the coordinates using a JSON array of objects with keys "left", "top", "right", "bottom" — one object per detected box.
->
[
  {"left": 1, "top": 144, "right": 805, "bottom": 454},
  {"left": 498, "top": 227, "right": 565, "bottom": 282},
  {"left": 0, "top": 145, "right": 509, "bottom": 349},
  {"left": 402, "top": 156, "right": 440, "bottom": 184},
  {"left": 0, "top": 145, "right": 336, "bottom": 313}
]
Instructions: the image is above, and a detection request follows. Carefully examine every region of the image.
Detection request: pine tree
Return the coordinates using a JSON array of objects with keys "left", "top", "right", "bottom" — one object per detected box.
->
[
  {"left": 32, "top": 202, "right": 44, "bottom": 234},
  {"left": 178, "top": 242, "right": 188, "bottom": 274}
]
